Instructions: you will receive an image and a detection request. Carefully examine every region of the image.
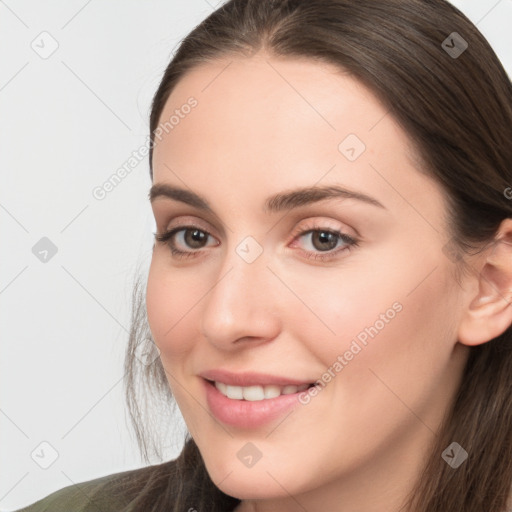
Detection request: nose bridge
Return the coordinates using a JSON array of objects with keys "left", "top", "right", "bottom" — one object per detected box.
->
[
  {"left": 213, "top": 233, "right": 269, "bottom": 304},
  {"left": 199, "top": 234, "right": 280, "bottom": 345}
]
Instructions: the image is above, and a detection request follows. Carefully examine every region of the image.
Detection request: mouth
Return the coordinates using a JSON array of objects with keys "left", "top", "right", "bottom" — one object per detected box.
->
[
  {"left": 204, "top": 379, "right": 316, "bottom": 401},
  {"left": 202, "top": 377, "right": 318, "bottom": 428}
]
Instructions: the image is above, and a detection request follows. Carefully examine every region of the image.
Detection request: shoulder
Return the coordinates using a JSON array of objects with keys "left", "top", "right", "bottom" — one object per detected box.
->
[{"left": 10, "top": 459, "right": 176, "bottom": 512}]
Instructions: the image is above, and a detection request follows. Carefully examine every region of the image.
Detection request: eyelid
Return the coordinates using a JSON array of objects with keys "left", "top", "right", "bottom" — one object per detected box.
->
[
  {"left": 159, "top": 215, "right": 353, "bottom": 245},
  {"left": 288, "top": 218, "right": 354, "bottom": 241},
  {"left": 161, "top": 215, "right": 218, "bottom": 237},
  {"left": 155, "top": 216, "right": 359, "bottom": 263}
]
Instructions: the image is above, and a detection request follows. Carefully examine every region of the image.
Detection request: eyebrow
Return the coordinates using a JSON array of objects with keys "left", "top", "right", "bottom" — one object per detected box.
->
[{"left": 148, "top": 183, "right": 386, "bottom": 213}]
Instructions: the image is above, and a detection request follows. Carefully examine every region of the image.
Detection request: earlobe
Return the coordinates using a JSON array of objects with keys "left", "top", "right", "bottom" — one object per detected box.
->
[{"left": 457, "top": 219, "right": 512, "bottom": 347}]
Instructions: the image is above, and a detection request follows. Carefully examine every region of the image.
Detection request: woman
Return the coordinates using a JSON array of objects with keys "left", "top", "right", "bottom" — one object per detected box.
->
[{"left": 14, "top": 0, "right": 512, "bottom": 510}]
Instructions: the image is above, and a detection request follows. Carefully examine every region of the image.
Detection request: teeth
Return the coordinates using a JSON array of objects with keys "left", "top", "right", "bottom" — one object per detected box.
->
[
  {"left": 226, "top": 385, "right": 244, "bottom": 400},
  {"left": 282, "top": 385, "right": 301, "bottom": 395},
  {"left": 214, "top": 381, "right": 310, "bottom": 401}
]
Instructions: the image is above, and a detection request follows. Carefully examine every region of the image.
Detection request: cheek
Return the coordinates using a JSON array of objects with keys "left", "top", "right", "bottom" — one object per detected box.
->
[
  {"left": 278, "top": 264, "right": 460, "bottom": 475},
  {"left": 290, "top": 242, "right": 459, "bottom": 401},
  {"left": 317, "top": 260, "right": 459, "bottom": 422},
  {"left": 146, "top": 260, "right": 199, "bottom": 360}
]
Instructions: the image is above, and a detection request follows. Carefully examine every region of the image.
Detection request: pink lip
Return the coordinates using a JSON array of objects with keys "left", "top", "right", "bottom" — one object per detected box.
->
[
  {"left": 202, "top": 378, "right": 309, "bottom": 428},
  {"left": 199, "top": 369, "right": 314, "bottom": 387}
]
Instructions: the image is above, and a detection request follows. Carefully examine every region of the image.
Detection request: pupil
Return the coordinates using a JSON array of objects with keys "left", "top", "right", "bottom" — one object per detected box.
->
[
  {"left": 315, "top": 231, "right": 336, "bottom": 251},
  {"left": 187, "top": 229, "right": 206, "bottom": 248}
]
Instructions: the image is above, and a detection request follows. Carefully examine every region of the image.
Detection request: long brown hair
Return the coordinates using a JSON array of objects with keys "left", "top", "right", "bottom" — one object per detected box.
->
[{"left": 124, "top": 1, "right": 512, "bottom": 510}]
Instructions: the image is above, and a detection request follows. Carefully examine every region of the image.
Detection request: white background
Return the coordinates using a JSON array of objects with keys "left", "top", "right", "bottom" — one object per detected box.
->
[{"left": 1, "top": 0, "right": 511, "bottom": 510}]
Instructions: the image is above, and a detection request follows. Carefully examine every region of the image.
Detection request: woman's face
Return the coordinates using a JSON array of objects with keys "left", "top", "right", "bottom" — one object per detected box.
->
[{"left": 147, "top": 54, "right": 470, "bottom": 509}]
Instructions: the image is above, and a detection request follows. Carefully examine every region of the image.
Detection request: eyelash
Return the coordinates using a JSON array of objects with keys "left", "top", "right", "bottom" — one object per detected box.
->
[{"left": 154, "top": 223, "right": 359, "bottom": 262}]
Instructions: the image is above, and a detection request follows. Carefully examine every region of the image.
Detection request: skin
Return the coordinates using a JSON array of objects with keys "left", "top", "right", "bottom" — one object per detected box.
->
[{"left": 146, "top": 53, "right": 512, "bottom": 511}]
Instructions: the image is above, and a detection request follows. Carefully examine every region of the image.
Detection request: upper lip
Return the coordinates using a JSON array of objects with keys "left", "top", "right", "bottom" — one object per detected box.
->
[{"left": 200, "top": 369, "right": 315, "bottom": 387}]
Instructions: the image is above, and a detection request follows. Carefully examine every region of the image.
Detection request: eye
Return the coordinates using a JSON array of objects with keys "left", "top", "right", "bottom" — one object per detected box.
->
[
  {"left": 153, "top": 221, "right": 359, "bottom": 262},
  {"left": 154, "top": 225, "right": 218, "bottom": 259},
  {"left": 289, "top": 223, "right": 359, "bottom": 262}
]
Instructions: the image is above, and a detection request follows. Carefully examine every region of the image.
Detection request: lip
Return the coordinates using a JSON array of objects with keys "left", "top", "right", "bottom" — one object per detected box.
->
[
  {"left": 202, "top": 378, "right": 310, "bottom": 428},
  {"left": 199, "top": 369, "right": 315, "bottom": 387}
]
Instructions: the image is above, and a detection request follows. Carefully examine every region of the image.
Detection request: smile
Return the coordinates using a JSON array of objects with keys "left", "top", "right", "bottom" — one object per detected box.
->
[{"left": 212, "top": 380, "right": 312, "bottom": 401}]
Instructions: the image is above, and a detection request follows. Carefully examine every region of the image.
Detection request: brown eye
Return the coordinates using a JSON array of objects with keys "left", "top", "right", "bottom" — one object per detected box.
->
[
  {"left": 182, "top": 228, "right": 209, "bottom": 249},
  {"left": 154, "top": 225, "right": 218, "bottom": 259},
  {"left": 290, "top": 224, "right": 359, "bottom": 262},
  {"left": 310, "top": 230, "right": 340, "bottom": 252}
]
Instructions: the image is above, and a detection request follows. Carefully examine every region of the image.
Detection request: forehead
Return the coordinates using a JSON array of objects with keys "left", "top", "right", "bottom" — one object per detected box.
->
[
  {"left": 151, "top": 53, "right": 441, "bottom": 220},
  {"left": 155, "top": 53, "right": 390, "bottom": 149}
]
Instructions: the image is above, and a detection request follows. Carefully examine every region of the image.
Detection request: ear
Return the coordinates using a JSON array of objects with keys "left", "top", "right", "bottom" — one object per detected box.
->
[{"left": 458, "top": 218, "right": 512, "bottom": 346}]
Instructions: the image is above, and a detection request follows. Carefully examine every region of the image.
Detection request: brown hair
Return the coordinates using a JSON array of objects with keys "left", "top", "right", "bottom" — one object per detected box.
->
[{"left": 124, "top": 0, "right": 512, "bottom": 510}]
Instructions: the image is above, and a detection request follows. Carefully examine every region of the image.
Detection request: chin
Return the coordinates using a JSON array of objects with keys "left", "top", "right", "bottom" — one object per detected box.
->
[
  {"left": 202, "top": 454, "right": 307, "bottom": 501},
  {"left": 205, "top": 456, "right": 261, "bottom": 494},
  {"left": 214, "top": 476, "right": 289, "bottom": 501}
]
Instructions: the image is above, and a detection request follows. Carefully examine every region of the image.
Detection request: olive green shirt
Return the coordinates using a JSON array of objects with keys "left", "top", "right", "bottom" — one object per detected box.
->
[
  {"left": 10, "top": 458, "right": 241, "bottom": 511},
  {"left": 10, "top": 464, "right": 157, "bottom": 512}
]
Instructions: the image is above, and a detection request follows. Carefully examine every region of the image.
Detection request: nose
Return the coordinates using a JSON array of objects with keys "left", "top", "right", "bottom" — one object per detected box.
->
[{"left": 199, "top": 240, "right": 281, "bottom": 350}]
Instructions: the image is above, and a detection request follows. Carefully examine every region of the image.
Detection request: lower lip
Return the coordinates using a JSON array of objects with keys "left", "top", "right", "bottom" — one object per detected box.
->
[{"left": 203, "top": 379, "right": 309, "bottom": 429}]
